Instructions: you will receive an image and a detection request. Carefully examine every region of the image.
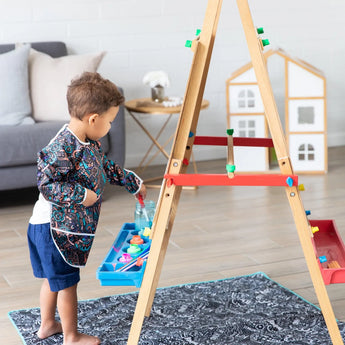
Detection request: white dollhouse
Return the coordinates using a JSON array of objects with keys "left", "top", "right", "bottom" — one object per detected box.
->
[{"left": 226, "top": 48, "right": 327, "bottom": 174}]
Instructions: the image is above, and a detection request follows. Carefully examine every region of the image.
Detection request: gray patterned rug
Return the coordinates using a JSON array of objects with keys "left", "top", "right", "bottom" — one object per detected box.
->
[{"left": 8, "top": 272, "right": 345, "bottom": 344}]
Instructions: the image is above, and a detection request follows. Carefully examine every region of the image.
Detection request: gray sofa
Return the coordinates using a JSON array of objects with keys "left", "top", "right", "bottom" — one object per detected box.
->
[{"left": 0, "top": 41, "right": 125, "bottom": 191}]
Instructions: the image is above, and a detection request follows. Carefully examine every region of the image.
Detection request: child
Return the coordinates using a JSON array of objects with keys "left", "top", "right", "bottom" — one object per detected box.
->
[{"left": 27, "top": 72, "right": 146, "bottom": 345}]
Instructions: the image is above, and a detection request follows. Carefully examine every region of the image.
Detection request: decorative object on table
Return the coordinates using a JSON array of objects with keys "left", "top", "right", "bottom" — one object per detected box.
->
[
  {"left": 162, "top": 96, "right": 183, "bottom": 108},
  {"left": 9, "top": 272, "right": 345, "bottom": 344},
  {"left": 142, "top": 70, "right": 170, "bottom": 103}
]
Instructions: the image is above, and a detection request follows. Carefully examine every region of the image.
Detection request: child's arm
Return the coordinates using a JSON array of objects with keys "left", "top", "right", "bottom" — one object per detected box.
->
[
  {"left": 102, "top": 154, "right": 143, "bottom": 195},
  {"left": 37, "top": 149, "right": 86, "bottom": 206}
]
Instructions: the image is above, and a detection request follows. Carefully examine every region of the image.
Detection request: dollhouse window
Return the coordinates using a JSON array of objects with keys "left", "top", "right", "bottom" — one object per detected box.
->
[
  {"left": 298, "top": 106, "right": 315, "bottom": 124},
  {"left": 238, "top": 89, "right": 255, "bottom": 108},
  {"left": 238, "top": 119, "right": 256, "bottom": 137},
  {"left": 298, "top": 143, "right": 315, "bottom": 161}
]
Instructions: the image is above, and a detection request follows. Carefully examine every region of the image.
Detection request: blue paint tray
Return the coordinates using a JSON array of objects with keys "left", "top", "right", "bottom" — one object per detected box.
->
[{"left": 96, "top": 223, "right": 151, "bottom": 288}]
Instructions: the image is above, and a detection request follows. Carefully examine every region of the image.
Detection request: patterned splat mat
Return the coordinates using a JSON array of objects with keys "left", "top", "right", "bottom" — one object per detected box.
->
[{"left": 8, "top": 272, "right": 345, "bottom": 344}]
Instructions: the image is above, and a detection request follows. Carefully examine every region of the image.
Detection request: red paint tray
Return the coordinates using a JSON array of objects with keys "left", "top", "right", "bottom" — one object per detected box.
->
[{"left": 310, "top": 219, "right": 345, "bottom": 285}]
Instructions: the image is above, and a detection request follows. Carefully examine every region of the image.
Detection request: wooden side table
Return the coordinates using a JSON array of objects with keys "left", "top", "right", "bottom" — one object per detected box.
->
[{"left": 125, "top": 97, "right": 209, "bottom": 187}]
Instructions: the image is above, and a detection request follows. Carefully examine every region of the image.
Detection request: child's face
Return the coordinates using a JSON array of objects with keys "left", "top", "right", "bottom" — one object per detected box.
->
[{"left": 86, "top": 106, "right": 119, "bottom": 141}]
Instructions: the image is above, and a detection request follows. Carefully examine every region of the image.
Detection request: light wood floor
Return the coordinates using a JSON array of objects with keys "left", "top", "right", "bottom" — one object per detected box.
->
[{"left": 1, "top": 146, "right": 345, "bottom": 344}]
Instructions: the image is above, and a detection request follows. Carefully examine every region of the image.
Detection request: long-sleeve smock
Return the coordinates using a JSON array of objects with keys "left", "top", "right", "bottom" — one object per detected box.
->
[{"left": 36, "top": 124, "right": 142, "bottom": 267}]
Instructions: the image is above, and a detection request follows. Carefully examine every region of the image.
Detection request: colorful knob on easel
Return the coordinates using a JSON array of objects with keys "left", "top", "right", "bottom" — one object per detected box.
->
[
  {"left": 286, "top": 177, "right": 294, "bottom": 187},
  {"left": 262, "top": 39, "right": 270, "bottom": 47},
  {"left": 196, "top": 29, "right": 201, "bottom": 36},
  {"left": 311, "top": 226, "right": 319, "bottom": 234},
  {"left": 305, "top": 210, "right": 311, "bottom": 216},
  {"left": 257, "top": 27, "right": 264, "bottom": 34},
  {"left": 298, "top": 184, "right": 305, "bottom": 191},
  {"left": 319, "top": 255, "right": 327, "bottom": 263},
  {"left": 227, "top": 129, "right": 234, "bottom": 136},
  {"left": 226, "top": 164, "right": 236, "bottom": 173},
  {"left": 185, "top": 40, "right": 192, "bottom": 48}
]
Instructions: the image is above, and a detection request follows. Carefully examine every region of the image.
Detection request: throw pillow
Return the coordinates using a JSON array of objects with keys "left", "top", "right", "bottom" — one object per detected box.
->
[
  {"left": 29, "top": 49, "right": 106, "bottom": 122},
  {"left": 0, "top": 44, "right": 34, "bottom": 125}
]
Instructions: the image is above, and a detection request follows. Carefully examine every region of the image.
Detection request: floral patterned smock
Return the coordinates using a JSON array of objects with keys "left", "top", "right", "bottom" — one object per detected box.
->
[{"left": 37, "top": 125, "right": 142, "bottom": 267}]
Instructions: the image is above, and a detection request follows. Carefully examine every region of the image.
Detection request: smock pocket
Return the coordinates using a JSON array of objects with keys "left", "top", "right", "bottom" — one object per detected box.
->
[
  {"left": 50, "top": 200, "right": 101, "bottom": 267},
  {"left": 51, "top": 228, "right": 95, "bottom": 267}
]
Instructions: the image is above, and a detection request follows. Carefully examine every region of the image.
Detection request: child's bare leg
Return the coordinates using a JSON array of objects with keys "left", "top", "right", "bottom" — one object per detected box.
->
[
  {"left": 37, "top": 279, "right": 63, "bottom": 339},
  {"left": 57, "top": 284, "right": 100, "bottom": 345}
]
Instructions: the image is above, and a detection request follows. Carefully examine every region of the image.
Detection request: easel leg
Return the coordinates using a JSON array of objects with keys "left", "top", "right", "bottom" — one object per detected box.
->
[
  {"left": 127, "top": 1, "right": 223, "bottom": 343},
  {"left": 127, "top": 185, "right": 182, "bottom": 344},
  {"left": 236, "top": 0, "right": 344, "bottom": 342},
  {"left": 144, "top": 190, "right": 182, "bottom": 315},
  {"left": 286, "top": 187, "right": 344, "bottom": 344}
]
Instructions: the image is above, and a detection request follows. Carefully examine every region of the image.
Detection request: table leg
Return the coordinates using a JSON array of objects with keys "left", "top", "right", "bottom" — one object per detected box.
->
[
  {"left": 127, "top": 109, "right": 198, "bottom": 188},
  {"left": 143, "top": 131, "right": 175, "bottom": 170},
  {"left": 127, "top": 110, "right": 171, "bottom": 164},
  {"left": 137, "top": 114, "right": 174, "bottom": 173}
]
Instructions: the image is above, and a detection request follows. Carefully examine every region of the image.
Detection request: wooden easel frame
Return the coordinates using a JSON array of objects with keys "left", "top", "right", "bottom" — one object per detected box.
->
[{"left": 126, "top": 1, "right": 344, "bottom": 344}]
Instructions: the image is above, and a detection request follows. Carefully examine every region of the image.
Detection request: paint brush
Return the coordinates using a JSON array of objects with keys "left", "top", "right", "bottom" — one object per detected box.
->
[{"left": 138, "top": 194, "right": 150, "bottom": 223}]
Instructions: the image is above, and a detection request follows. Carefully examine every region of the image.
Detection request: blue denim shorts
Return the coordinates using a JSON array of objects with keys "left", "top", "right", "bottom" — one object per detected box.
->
[{"left": 27, "top": 223, "right": 80, "bottom": 292}]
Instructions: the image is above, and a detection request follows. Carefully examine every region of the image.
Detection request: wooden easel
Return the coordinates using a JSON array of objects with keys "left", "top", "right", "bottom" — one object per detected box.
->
[{"left": 126, "top": 0, "right": 344, "bottom": 344}]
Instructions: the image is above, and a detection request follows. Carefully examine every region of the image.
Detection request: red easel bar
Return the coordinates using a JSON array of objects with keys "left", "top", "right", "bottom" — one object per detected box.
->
[
  {"left": 164, "top": 173, "right": 298, "bottom": 187},
  {"left": 194, "top": 136, "right": 274, "bottom": 147}
]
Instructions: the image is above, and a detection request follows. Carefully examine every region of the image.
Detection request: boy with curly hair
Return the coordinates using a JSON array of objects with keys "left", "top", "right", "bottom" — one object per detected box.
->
[{"left": 28, "top": 72, "right": 146, "bottom": 345}]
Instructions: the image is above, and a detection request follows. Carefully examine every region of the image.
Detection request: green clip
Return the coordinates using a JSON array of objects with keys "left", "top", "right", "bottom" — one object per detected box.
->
[
  {"left": 262, "top": 39, "right": 270, "bottom": 47},
  {"left": 227, "top": 129, "right": 234, "bottom": 136},
  {"left": 226, "top": 164, "right": 236, "bottom": 173},
  {"left": 196, "top": 29, "right": 201, "bottom": 36},
  {"left": 256, "top": 27, "right": 264, "bottom": 34},
  {"left": 185, "top": 40, "right": 192, "bottom": 48}
]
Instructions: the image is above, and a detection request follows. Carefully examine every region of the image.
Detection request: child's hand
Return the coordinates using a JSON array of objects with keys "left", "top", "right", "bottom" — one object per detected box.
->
[
  {"left": 136, "top": 184, "right": 147, "bottom": 200},
  {"left": 82, "top": 189, "right": 99, "bottom": 207}
]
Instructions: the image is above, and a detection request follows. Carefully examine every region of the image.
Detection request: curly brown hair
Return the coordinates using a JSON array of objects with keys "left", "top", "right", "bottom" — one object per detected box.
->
[{"left": 67, "top": 72, "right": 125, "bottom": 120}]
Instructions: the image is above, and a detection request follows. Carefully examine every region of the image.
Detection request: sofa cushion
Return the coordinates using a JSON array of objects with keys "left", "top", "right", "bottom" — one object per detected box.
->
[
  {"left": 0, "top": 122, "right": 110, "bottom": 168},
  {"left": 29, "top": 49, "right": 106, "bottom": 122},
  {"left": 0, "top": 44, "right": 34, "bottom": 126}
]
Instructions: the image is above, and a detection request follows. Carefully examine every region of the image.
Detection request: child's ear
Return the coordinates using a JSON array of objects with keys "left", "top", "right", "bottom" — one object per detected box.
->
[{"left": 88, "top": 113, "right": 99, "bottom": 125}]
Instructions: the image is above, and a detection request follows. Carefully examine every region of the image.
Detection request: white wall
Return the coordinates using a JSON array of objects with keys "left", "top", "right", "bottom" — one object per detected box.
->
[{"left": 0, "top": 0, "right": 344, "bottom": 168}]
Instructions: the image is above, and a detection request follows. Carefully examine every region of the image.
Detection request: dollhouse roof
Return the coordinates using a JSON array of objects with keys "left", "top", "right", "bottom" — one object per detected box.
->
[{"left": 227, "top": 47, "right": 325, "bottom": 82}]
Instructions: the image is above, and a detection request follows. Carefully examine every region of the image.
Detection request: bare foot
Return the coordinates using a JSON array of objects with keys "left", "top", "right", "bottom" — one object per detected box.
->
[
  {"left": 37, "top": 321, "right": 63, "bottom": 339},
  {"left": 64, "top": 332, "right": 101, "bottom": 345}
]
